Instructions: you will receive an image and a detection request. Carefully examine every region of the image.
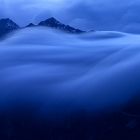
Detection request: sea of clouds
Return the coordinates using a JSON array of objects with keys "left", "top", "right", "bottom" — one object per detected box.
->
[{"left": 0, "top": 27, "right": 140, "bottom": 118}]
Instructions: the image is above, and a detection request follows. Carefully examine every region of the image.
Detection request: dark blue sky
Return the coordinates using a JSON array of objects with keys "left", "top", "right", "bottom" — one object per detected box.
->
[{"left": 1, "top": 0, "right": 140, "bottom": 33}]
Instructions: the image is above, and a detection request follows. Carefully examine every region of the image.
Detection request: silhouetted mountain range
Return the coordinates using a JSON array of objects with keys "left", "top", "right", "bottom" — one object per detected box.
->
[{"left": 0, "top": 17, "right": 86, "bottom": 38}]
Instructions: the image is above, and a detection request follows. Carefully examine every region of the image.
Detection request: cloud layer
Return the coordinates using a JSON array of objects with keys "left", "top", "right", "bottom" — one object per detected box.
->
[{"left": 1, "top": 28, "right": 140, "bottom": 117}]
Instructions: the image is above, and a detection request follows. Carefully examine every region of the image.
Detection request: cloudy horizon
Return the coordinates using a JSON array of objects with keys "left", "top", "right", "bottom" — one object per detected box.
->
[{"left": 0, "top": 0, "right": 140, "bottom": 33}]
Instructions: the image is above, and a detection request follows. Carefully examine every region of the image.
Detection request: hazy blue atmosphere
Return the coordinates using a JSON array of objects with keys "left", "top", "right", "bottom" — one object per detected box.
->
[
  {"left": 1, "top": 1, "right": 140, "bottom": 139},
  {"left": 1, "top": 0, "right": 140, "bottom": 33}
]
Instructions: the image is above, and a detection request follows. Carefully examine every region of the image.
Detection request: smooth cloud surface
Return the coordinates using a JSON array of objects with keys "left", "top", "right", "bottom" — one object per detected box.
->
[{"left": 0, "top": 28, "right": 140, "bottom": 117}]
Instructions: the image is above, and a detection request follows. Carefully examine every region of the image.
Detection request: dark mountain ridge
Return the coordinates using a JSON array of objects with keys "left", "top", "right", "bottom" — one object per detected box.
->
[
  {"left": 0, "top": 17, "right": 87, "bottom": 38},
  {"left": 1, "top": 97, "right": 140, "bottom": 140},
  {"left": 38, "top": 17, "right": 84, "bottom": 34},
  {"left": 0, "top": 18, "right": 19, "bottom": 38}
]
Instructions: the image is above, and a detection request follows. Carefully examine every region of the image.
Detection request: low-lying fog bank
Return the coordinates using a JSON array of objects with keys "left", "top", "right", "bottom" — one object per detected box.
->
[{"left": 1, "top": 27, "right": 140, "bottom": 139}]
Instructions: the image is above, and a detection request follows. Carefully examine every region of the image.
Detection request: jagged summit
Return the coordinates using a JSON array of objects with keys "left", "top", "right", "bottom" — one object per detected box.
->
[
  {"left": 0, "top": 18, "right": 19, "bottom": 37},
  {"left": 49, "top": 17, "right": 57, "bottom": 20},
  {"left": 38, "top": 17, "right": 61, "bottom": 26},
  {"left": 46, "top": 17, "right": 58, "bottom": 22},
  {"left": 0, "top": 18, "right": 19, "bottom": 29},
  {"left": 38, "top": 17, "right": 84, "bottom": 34},
  {"left": 26, "top": 23, "right": 35, "bottom": 27}
]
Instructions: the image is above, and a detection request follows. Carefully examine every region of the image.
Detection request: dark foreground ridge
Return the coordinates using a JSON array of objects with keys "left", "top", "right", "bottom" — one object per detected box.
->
[
  {"left": 0, "top": 17, "right": 86, "bottom": 38},
  {"left": 0, "top": 97, "right": 140, "bottom": 140}
]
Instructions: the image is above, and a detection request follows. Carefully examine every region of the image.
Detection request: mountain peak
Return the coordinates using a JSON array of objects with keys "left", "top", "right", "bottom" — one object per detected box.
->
[
  {"left": 26, "top": 23, "right": 35, "bottom": 27},
  {"left": 0, "top": 18, "right": 20, "bottom": 37},
  {"left": 47, "top": 17, "right": 57, "bottom": 21},
  {"left": 38, "top": 17, "right": 84, "bottom": 34},
  {"left": 0, "top": 18, "right": 19, "bottom": 28},
  {"left": 39, "top": 17, "right": 61, "bottom": 26}
]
